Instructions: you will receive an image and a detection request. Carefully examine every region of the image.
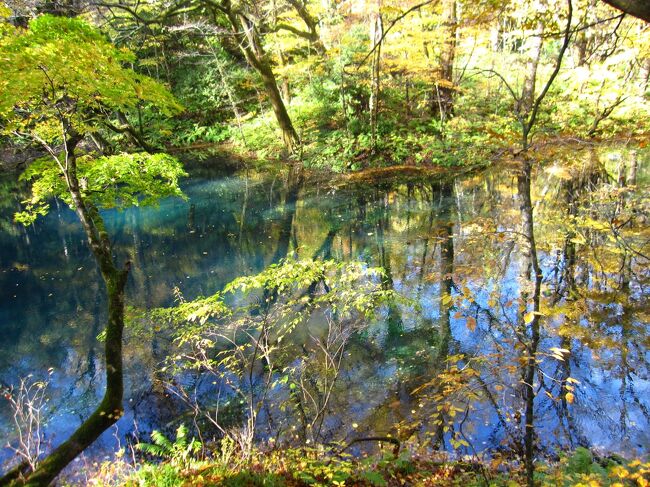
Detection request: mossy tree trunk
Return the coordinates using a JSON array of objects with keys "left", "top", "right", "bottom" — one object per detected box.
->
[{"left": 15, "top": 138, "right": 130, "bottom": 487}]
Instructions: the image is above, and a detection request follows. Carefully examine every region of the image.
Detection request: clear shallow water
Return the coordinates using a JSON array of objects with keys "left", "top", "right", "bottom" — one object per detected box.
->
[{"left": 0, "top": 147, "right": 649, "bottom": 470}]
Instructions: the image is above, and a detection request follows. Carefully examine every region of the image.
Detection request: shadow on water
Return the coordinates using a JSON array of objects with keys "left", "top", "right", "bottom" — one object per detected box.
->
[{"left": 0, "top": 146, "right": 648, "bottom": 469}]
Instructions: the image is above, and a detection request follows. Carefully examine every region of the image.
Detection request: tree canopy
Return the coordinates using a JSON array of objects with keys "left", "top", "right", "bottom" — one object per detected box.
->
[{"left": 0, "top": 14, "right": 181, "bottom": 138}]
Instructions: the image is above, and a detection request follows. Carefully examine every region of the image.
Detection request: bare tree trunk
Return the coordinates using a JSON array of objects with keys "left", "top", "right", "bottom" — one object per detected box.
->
[
  {"left": 369, "top": 10, "right": 383, "bottom": 153},
  {"left": 277, "top": 48, "right": 292, "bottom": 105},
  {"left": 433, "top": 0, "right": 457, "bottom": 120},
  {"left": 519, "top": 21, "right": 543, "bottom": 126},
  {"left": 575, "top": 30, "right": 587, "bottom": 66},
  {"left": 517, "top": 0, "right": 573, "bottom": 151},
  {"left": 517, "top": 160, "right": 542, "bottom": 487}
]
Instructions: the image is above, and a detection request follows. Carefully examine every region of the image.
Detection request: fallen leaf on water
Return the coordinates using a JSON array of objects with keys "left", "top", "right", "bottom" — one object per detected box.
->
[{"left": 466, "top": 317, "right": 476, "bottom": 332}]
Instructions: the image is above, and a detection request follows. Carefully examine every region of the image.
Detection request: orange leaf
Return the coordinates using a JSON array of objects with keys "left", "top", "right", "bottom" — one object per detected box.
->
[{"left": 466, "top": 317, "right": 476, "bottom": 332}]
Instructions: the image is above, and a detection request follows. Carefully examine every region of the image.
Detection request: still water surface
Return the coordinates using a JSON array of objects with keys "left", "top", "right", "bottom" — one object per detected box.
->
[{"left": 0, "top": 146, "right": 648, "bottom": 467}]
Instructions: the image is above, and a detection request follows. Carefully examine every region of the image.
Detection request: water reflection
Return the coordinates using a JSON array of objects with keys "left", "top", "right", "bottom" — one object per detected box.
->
[{"left": 0, "top": 147, "right": 648, "bottom": 469}]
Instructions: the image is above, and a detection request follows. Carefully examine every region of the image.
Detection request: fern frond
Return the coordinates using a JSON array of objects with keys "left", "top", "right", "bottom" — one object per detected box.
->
[
  {"left": 135, "top": 442, "right": 167, "bottom": 458},
  {"left": 175, "top": 425, "right": 188, "bottom": 448},
  {"left": 150, "top": 430, "right": 173, "bottom": 452}
]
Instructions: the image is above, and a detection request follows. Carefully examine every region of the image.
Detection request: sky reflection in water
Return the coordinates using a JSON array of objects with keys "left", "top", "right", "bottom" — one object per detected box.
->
[{"left": 0, "top": 146, "right": 648, "bottom": 466}]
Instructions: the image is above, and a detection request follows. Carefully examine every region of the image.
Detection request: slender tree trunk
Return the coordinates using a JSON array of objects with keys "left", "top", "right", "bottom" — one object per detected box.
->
[
  {"left": 521, "top": 23, "right": 543, "bottom": 112},
  {"left": 518, "top": 0, "right": 573, "bottom": 151},
  {"left": 433, "top": 0, "right": 457, "bottom": 120},
  {"left": 517, "top": 160, "right": 542, "bottom": 487},
  {"left": 575, "top": 30, "right": 588, "bottom": 67},
  {"left": 518, "top": 21, "right": 543, "bottom": 149},
  {"left": 16, "top": 143, "right": 129, "bottom": 487},
  {"left": 209, "top": 41, "right": 247, "bottom": 146},
  {"left": 340, "top": 48, "right": 349, "bottom": 133},
  {"left": 405, "top": 76, "right": 412, "bottom": 117},
  {"left": 369, "top": 10, "right": 383, "bottom": 153}
]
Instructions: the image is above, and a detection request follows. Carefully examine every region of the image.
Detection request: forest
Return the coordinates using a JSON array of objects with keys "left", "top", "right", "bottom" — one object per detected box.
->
[{"left": 0, "top": 0, "right": 649, "bottom": 485}]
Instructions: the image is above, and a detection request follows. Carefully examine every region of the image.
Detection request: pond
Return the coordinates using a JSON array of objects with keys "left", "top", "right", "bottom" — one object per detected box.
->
[{"left": 0, "top": 145, "right": 648, "bottom": 470}]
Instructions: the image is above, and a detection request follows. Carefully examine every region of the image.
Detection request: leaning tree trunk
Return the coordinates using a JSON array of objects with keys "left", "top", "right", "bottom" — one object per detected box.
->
[
  {"left": 223, "top": 5, "right": 300, "bottom": 154},
  {"left": 16, "top": 144, "right": 129, "bottom": 487},
  {"left": 602, "top": 0, "right": 650, "bottom": 23},
  {"left": 258, "top": 59, "right": 300, "bottom": 153}
]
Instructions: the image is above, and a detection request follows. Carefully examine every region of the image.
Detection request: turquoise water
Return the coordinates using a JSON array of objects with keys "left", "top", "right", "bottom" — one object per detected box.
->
[{"left": 0, "top": 147, "right": 648, "bottom": 470}]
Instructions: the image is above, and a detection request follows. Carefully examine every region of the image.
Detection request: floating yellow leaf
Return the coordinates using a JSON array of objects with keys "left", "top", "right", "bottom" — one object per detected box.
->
[{"left": 566, "top": 392, "right": 575, "bottom": 404}]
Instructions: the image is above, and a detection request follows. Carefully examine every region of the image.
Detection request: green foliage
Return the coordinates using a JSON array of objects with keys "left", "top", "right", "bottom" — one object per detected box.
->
[
  {"left": 564, "top": 447, "right": 607, "bottom": 477},
  {"left": 171, "top": 122, "right": 235, "bottom": 146},
  {"left": 136, "top": 425, "right": 201, "bottom": 470},
  {"left": 152, "top": 258, "right": 403, "bottom": 454},
  {"left": 286, "top": 449, "right": 354, "bottom": 486},
  {"left": 0, "top": 15, "right": 181, "bottom": 140},
  {"left": 3, "top": 0, "right": 642, "bottom": 168},
  {"left": 535, "top": 448, "right": 650, "bottom": 486},
  {"left": 14, "top": 152, "right": 186, "bottom": 225},
  {"left": 131, "top": 463, "right": 184, "bottom": 487},
  {"left": 92, "top": 445, "right": 650, "bottom": 486},
  {"left": 162, "top": 258, "right": 397, "bottom": 340},
  {"left": 217, "top": 471, "right": 287, "bottom": 487}
]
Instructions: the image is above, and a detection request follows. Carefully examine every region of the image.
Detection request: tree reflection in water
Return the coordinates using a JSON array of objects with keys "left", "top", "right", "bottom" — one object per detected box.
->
[{"left": 0, "top": 147, "right": 648, "bottom": 471}]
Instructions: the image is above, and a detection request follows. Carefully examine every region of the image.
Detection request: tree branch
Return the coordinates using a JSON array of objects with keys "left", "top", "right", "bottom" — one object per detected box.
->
[
  {"left": 357, "top": 0, "right": 438, "bottom": 68},
  {"left": 525, "top": 0, "right": 574, "bottom": 138}
]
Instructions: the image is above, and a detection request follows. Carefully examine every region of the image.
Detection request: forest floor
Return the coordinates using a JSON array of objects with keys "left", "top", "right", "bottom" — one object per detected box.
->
[{"left": 80, "top": 446, "right": 649, "bottom": 486}]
